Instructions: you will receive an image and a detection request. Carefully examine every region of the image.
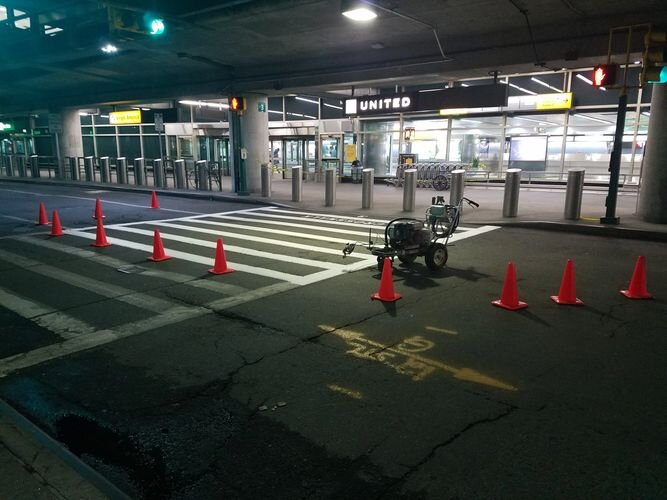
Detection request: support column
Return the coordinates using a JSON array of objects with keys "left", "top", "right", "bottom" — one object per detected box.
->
[
  {"left": 639, "top": 84, "right": 667, "bottom": 223},
  {"left": 57, "top": 109, "right": 84, "bottom": 161},
  {"left": 229, "top": 95, "right": 269, "bottom": 194}
]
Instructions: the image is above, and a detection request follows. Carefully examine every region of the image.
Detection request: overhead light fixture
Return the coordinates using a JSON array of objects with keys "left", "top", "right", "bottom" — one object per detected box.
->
[
  {"left": 509, "top": 83, "right": 537, "bottom": 96},
  {"left": 295, "top": 96, "right": 319, "bottom": 105},
  {"left": 341, "top": 0, "right": 377, "bottom": 21},
  {"left": 178, "top": 100, "right": 230, "bottom": 110},
  {"left": 530, "top": 77, "right": 562, "bottom": 93},
  {"left": 576, "top": 114, "right": 614, "bottom": 124},
  {"left": 101, "top": 43, "right": 118, "bottom": 54}
]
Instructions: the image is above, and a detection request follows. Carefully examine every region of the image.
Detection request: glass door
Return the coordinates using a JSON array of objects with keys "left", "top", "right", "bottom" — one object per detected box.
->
[{"left": 320, "top": 135, "right": 341, "bottom": 179}]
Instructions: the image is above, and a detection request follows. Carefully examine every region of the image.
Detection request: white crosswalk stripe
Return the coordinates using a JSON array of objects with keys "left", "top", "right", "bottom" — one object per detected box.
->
[{"left": 62, "top": 207, "right": 498, "bottom": 287}]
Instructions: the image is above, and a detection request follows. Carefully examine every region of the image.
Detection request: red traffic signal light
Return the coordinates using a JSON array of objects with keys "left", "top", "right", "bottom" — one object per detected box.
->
[
  {"left": 592, "top": 64, "right": 617, "bottom": 87},
  {"left": 230, "top": 96, "right": 246, "bottom": 112}
]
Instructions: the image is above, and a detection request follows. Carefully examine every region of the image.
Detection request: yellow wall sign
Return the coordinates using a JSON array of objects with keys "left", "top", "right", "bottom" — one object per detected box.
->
[
  {"left": 344, "top": 143, "right": 357, "bottom": 163},
  {"left": 109, "top": 110, "right": 142, "bottom": 125},
  {"left": 536, "top": 93, "right": 572, "bottom": 110}
]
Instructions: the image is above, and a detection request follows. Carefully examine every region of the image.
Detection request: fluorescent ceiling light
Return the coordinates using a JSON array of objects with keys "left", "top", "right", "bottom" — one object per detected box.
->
[
  {"left": 295, "top": 97, "right": 319, "bottom": 105},
  {"left": 323, "top": 103, "right": 343, "bottom": 109},
  {"left": 342, "top": 0, "right": 377, "bottom": 22},
  {"left": 641, "top": 111, "right": 650, "bottom": 117},
  {"left": 419, "top": 87, "right": 447, "bottom": 93},
  {"left": 268, "top": 110, "right": 283, "bottom": 114},
  {"left": 509, "top": 83, "right": 537, "bottom": 96},
  {"left": 514, "top": 116, "right": 549, "bottom": 125},
  {"left": 101, "top": 44, "right": 118, "bottom": 54},
  {"left": 530, "top": 77, "right": 562, "bottom": 93},
  {"left": 460, "top": 83, "right": 470, "bottom": 87},
  {"left": 576, "top": 114, "right": 613, "bottom": 124},
  {"left": 178, "top": 100, "right": 229, "bottom": 109},
  {"left": 576, "top": 74, "right": 593, "bottom": 85}
]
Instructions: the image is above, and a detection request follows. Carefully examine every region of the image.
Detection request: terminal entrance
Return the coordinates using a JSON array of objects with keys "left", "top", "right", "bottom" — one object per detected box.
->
[{"left": 270, "top": 137, "right": 315, "bottom": 179}]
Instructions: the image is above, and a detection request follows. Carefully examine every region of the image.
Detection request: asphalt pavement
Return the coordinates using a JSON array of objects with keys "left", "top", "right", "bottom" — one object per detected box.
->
[{"left": 0, "top": 180, "right": 665, "bottom": 499}]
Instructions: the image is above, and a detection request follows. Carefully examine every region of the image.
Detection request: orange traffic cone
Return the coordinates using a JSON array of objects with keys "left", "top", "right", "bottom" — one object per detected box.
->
[
  {"left": 150, "top": 191, "right": 160, "bottom": 209},
  {"left": 148, "top": 229, "right": 171, "bottom": 262},
  {"left": 620, "top": 256, "right": 653, "bottom": 299},
  {"left": 551, "top": 259, "right": 583, "bottom": 305},
  {"left": 36, "top": 202, "right": 49, "bottom": 225},
  {"left": 49, "top": 210, "right": 64, "bottom": 237},
  {"left": 93, "top": 198, "right": 105, "bottom": 220},
  {"left": 208, "top": 238, "right": 233, "bottom": 274},
  {"left": 492, "top": 262, "right": 528, "bottom": 310},
  {"left": 371, "top": 258, "right": 402, "bottom": 302},
  {"left": 91, "top": 218, "right": 111, "bottom": 247}
]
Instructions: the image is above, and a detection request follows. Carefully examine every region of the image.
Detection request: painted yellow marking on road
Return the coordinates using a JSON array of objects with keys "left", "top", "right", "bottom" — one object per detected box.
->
[
  {"left": 320, "top": 325, "right": 517, "bottom": 391},
  {"left": 581, "top": 217, "right": 599, "bottom": 221},
  {"left": 425, "top": 326, "right": 458, "bottom": 335},
  {"left": 327, "top": 384, "right": 364, "bottom": 400}
]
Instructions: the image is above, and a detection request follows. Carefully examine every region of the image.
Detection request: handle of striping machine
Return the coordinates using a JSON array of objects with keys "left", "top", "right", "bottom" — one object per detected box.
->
[{"left": 462, "top": 197, "right": 479, "bottom": 208}]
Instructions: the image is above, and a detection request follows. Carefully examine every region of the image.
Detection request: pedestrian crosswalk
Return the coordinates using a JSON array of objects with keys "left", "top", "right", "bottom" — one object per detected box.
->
[
  {"left": 0, "top": 206, "right": 498, "bottom": 377},
  {"left": 66, "top": 206, "right": 499, "bottom": 286}
]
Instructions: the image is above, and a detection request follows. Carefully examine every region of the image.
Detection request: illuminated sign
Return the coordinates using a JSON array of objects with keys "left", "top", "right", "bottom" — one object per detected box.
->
[
  {"left": 345, "top": 94, "right": 415, "bottom": 116},
  {"left": 592, "top": 64, "right": 617, "bottom": 87},
  {"left": 0, "top": 122, "right": 14, "bottom": 131},
  {"left": 536, "top": 92, "right": 572, "bottom": 110},
  {"left": 109, "top": 110, "right": 142, "bottom": 125}
]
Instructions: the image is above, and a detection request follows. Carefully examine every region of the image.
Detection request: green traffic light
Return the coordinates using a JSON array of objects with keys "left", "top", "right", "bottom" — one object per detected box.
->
[{"left": 149, "top": 18, "right": 165, "bottom": 35}]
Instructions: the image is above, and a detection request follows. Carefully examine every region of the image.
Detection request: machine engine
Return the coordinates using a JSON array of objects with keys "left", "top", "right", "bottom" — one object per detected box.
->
[{"left": 387, "top": 220, "right": 431, "bottom": 250}]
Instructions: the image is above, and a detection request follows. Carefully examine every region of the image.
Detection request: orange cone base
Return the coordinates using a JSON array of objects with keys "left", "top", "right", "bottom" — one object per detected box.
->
[
  {"left": 371, "top": 291, "right": 402, "bottom": 302},
  {"left": 550, "top": 295, "right": 584, "bottom": 305},
  {"left": 208, "top": 267, "right": 233, "bottom": 275},
  {"left": 620, "top": 289, "right": 654, "bottom": 300},
  {"left": 148, "top": 255, "right": 172, "bottom": 262},
  {"left": 91, "top": 241, "right": 111, "bottom": 248},
  {"left": 491, "top": 299, "right": 528, "bottom": 311}
]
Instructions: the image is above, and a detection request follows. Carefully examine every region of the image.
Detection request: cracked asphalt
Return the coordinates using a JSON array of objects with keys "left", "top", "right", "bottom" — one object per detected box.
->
[{"left": 1, "top": 185, "right": 666, "bottom": 499}]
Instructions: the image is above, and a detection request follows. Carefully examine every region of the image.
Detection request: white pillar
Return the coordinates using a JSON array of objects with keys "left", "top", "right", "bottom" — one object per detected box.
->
[
  {"left": 240, "top": 95, "right": 270, "bottom": 193},
  {"left": 58, "top": 109, "right": 84, "bottom": 159},
  {"left": 639, "top": 84, "right": 667, "bottom": 224}
]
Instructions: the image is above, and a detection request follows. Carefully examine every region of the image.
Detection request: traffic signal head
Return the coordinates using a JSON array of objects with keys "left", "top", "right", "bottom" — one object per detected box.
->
[
  {"left": 642, "top": 31, "right": 667, "bottom": 84},
  {"left": 230, "top": 96, "right": 246, "bottom": 112},
  {"left": 109, "top": 7, "right": 165, "bottom": 36},
  {"left": 592, "top": 64, "right": 617, "bottom": 87}
]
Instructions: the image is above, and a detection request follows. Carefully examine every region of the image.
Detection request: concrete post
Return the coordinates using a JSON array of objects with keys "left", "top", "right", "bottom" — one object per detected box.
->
[
  {"left": 292, "top": 166, "right": 303, "bottom": 202},
  {"left": 502, "top": 168, "right": 522, "bottom": 217},
  {"left": 6, "top": 156, "right": 14, "bottom": 176},
  {"left": 100, "top": 157, "right": 110, "bottom": 183},
  {"left": 57, "top": 109, "right": 84, "bottom": 161},
  {"left": 16, "top": 156, "right": 27, "bottom": 177},
  {"left": 196, "top": 160, "right": 209, "bottom": 190},
  {"left": 68, "top": 157, "right": 79, "bottom": 180},
  {"left": 134, "top": 158, "right": 145, "bottom": 186},
  {"left": 84, "top": 156, "right": 94, "bottom": 182},
  {"left": 29, "top": 155, "right": 40, "bottom": 178},
  {"left": 449, "top": 169, "right": 466, "bottom": 206},
  {"left": 564, "top": 168, "right": 585, "bottom": 220},
  {"left": 174, "top": 159, "right": 186, "bottom": 189},
  {"left": 325, "top": 168, "right": 336, "bottom": 207},
  {"left": 261, "top": 163, "right": 271, "bottom": 197},
  {"left": 362, "top": 168, "right": 374, "bottom": 209},
  {"left": 117, "top": 157, "right": 127, "bottom": 184},
  {"left": 639, "top": 83, "right": 667, "bottom": 223},
  {"left": 403, "top": 169, "right": 417, "bottom": 212},
  {"left": 239, "top": 95, "right": 270, "bottom": 193},
  {"left": 153, "top": 159, "right": 164, "bottom": 188}
]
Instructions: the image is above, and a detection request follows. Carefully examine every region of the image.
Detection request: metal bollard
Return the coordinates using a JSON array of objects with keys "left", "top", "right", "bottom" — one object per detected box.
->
[
  {"left": 55, "top": 158, "right": 64, "bottom": 179},
  {"left": 68, "top": 157, "right": 79, "bottom": 180},
  {"left": 261, "top": 163, "right": 271, "bottom": 197},
  {"left": 16, "top": 156, "right": 26, "bottom": 177},
  {"left": 403, "top": 169, "right": 417, "bottom": 212},
  {"left": 174, "top": 159, "right": 186, "bottom": 189},
  {"left": 502, "top": 168, "right": 522, "bottom": 217},
  {"left": 292, "top": 166, "right": 303, "bottom": 201},
  {"left": 134, "top": 158, "right": 145, "bottom": 186},
  {"left": 449, "top": 169, "right": 466, "bottom": 206},
  {"left": 325, "top": 168, "right": 336, "bottom": 207},
  {"left": 362, "top": 168, "right": 374, "bottom": 209},
  {"left": 564, "top": 168, "right": 586, "bottom": 220},
  {"left": 153, "top": 159, "right": 164, "bottom": 188},
  {"left": 6, "top": 156, "right": 14, "bottom": 176},
  {"left": 100, "top": 157, "right": 110, "bottom": 183},
  {"left": 117, "top": 157, "right": 127, "bottom": 184},
  {"left": 30, "top": 155, "right": 40, "bottom": 178},
  {"left": 84, "top": 156, "right": 94, "bottom": 182},
  {"left": 196, "top": 160, "right": 209, "bottom": 190}
]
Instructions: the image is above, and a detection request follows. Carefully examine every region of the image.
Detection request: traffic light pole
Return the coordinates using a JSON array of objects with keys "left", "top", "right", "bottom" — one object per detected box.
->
[
  {"left": 230, "top": 110, "right": 248, "bottom": 195},
  {"left": 601, "top": 90, "right": 628, "bottom": 224}
]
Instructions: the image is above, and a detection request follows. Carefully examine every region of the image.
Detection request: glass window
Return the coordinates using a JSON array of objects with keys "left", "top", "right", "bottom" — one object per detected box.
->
[
  {"left": 82, "top": 136, "right": 95, "bottom": 156},
  {"left": 94, "top": 114, "right": 110, "bottom": 125},
  {"left": 95, "top": 126, "right": 116, "bottom": 135},
  {"left": 168, "top": 136, "right": 177, "bottom": 158},
  {"left": 96, "top": 136, "right": 118, "bottom": 157},
  {"left": 321, "top": 97, "right": 344, "bottom": 120},
  {"left": 143, "top": 136, "right": 162, "bottom": 159},
  {"left": 178, "top": 136, "right": 193, "bottom": 158},
  {"left": 571, "top": 70, "right": 619, "bottom": 106},
  {"left": 507, "top": 74, "right": 566, "bottom": 96},
  {"left": 117, "top": 125, "right": 139, "bottom": 134},
  {"left": 80, "top": 114, "right": 93, "bottom": 126},
  {"left": 142, "top": 125, "right": 156, "bottom": 134},
  {"left": 285, "top": 96, "right": 318, "bottom": 120},
  {"left": 118, "top": 136, "right": 140, "bottom": 159},
  {"left": 268, "top": 97, "right": 284, "bottom": 122},
  {"left": 82, "top": 127, "right": 94, "bottom": 135}
]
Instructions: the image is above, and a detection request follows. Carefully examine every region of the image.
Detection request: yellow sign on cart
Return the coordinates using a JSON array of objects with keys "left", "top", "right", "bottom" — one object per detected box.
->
[
  {"left": 344, "top": 144, "right": 357, "bottom": 162},
  {"left": 109, "top": 110, "right": 142, "bottom": 125}
]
